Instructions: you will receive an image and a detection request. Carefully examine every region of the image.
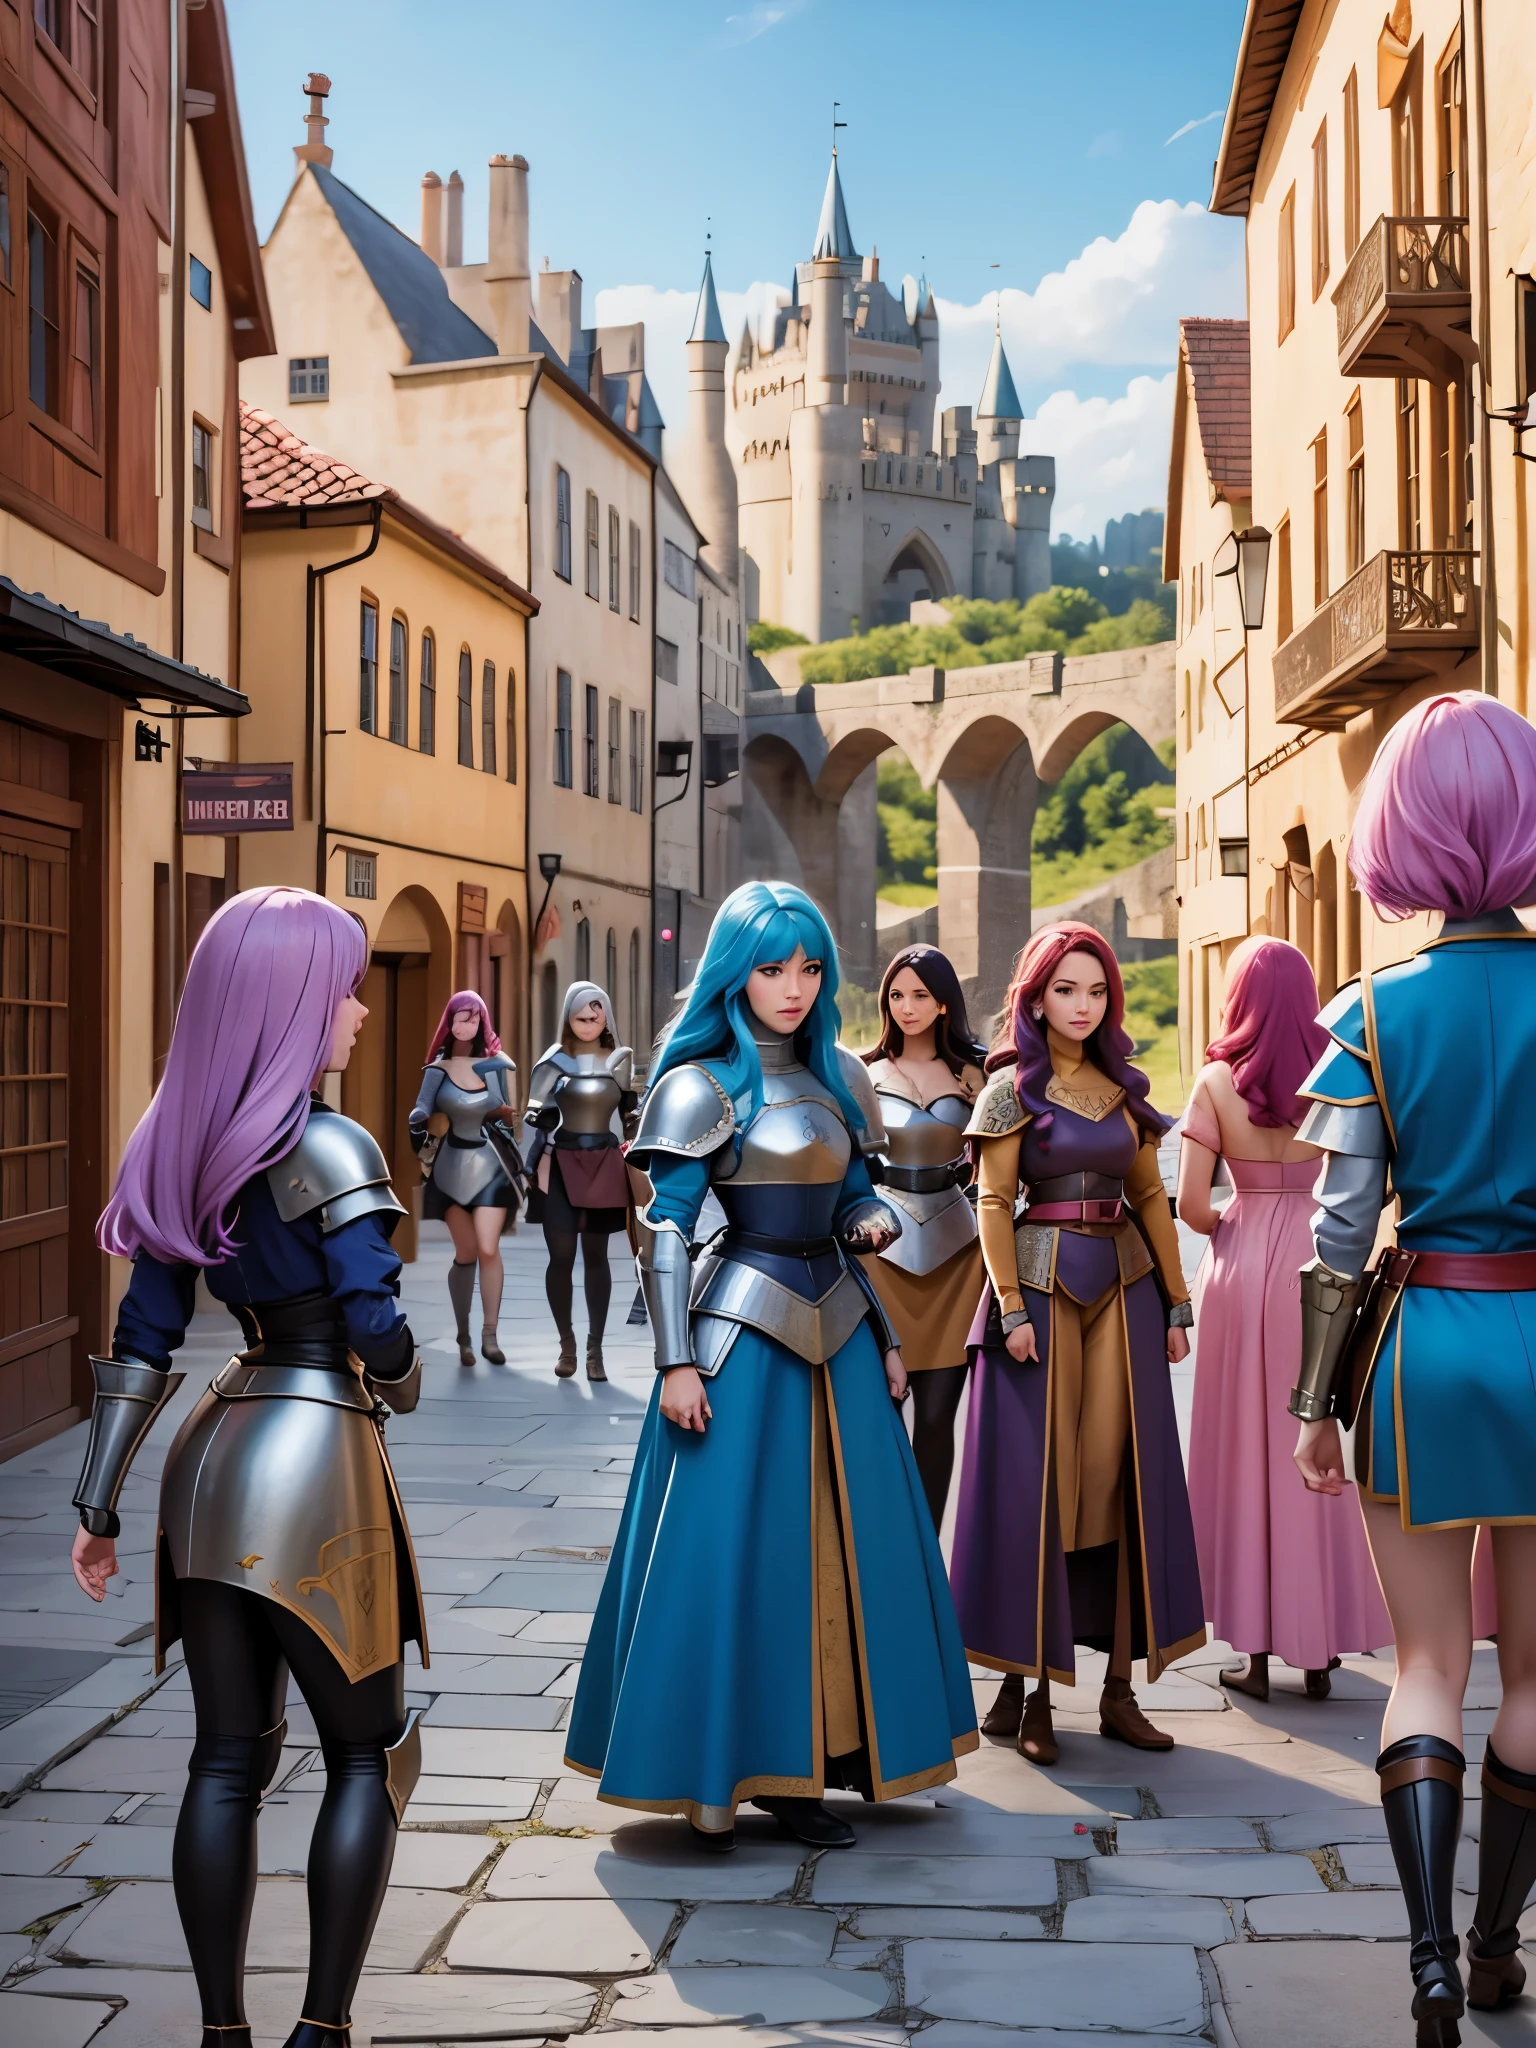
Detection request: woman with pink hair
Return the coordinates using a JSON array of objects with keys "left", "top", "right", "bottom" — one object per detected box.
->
[
  {"left": 1179, "top": 937, "right": 1390, "bottom": 1702},
  {"left": 1291, "top": 693, "right": 1536, "bottom": 2045},
  {"left": 71, "top": 887, "right": 425, "bottom": 2048}
]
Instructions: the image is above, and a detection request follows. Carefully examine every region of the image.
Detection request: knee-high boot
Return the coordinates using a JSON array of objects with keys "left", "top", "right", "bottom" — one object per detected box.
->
[
  {"left": 1379, "top": 1734, "right": 1466, "bottom": 2045},
  {"left": 172, "top": 1721, "right": 287, "bottom": 2046},
  {"left": 1467, "top": 1742, "right": 1536, "bottom": 2011},
  {"left": 447, "top": 1260, "right": 476, "bottom": 1367},
  {"left": 282, "top": 1738, "right": 402, "bottom": 2048}
]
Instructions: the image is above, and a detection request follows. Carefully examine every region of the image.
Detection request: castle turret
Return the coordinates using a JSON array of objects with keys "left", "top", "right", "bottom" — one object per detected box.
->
[
  {"left": 813, "top": 150, "right": 857, "bottom": 267},
  {"left": 674, "top": 250, "right": 738, "bottom": 585},
  {"left": 913, "top": 272, "right": 940, "bottom": 454},
  {"left": 807, "top": 245, "right": 848, "bottom": 411},
  {"left": 976, "top": 327, "right": 1023, "bottom": 465}
]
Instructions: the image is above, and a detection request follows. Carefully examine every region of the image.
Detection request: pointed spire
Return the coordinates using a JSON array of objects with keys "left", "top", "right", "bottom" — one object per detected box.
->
[
  {"left": 812, "top": 150, "right": 857, "bottom": 262},
  {"left": 978, "top": 327, "right": 1023, "bottom": 420},
  {"left": 735, "top": 318, "right": 753, "bottom": 368},
  {"left": 689, "top": 248, "right": 727, "bottom": 345}
]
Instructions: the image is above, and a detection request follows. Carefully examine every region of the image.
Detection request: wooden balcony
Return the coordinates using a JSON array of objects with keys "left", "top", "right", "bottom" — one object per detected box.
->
[
  {"left": 1333, "top": 216, "right": 1473, "bottom": 378},
  {"left": 1273, "top": 549, "right": 1478, "bottom": 730}
]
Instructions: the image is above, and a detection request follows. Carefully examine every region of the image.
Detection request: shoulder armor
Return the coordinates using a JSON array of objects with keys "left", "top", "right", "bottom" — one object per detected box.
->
[
  {"left": 608, "top": 1046, "right": 635, "bottom": 1091},
  {"left": 965, "top": 1073, "right": 1028, "bottom": 1139},
  {"left": 526, "top": 1056, "right": 566, "bottom": 1105},
  {"left": 835, "top": 1043, "right": 886, "bottom": 1151},
  {"left": 268, "top": 1109, "right": 406, "bottom": 1235},
  {"left": 631, "top": 1063, "right": 736, "bottom": 1159},
  {"left": 474, "top": 1052, "right": 515, "bottom": 1074},
  {"left": 1316, "top": 980, "right": 1367, "bottom": 1057},
  {"left": 1299, "top": 1033, "right": 1378, "bottom": 1109}
]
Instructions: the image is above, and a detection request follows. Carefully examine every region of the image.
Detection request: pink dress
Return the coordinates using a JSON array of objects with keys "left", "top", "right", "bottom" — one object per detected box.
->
[{"left": 1185, "top": 1106, "right": 1391, "bottom": 1668}]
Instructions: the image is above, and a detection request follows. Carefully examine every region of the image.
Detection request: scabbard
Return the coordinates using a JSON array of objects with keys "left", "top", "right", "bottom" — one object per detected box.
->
[{"left": 1339, "top": 1246, "right": 1415, "bottom": 1428}]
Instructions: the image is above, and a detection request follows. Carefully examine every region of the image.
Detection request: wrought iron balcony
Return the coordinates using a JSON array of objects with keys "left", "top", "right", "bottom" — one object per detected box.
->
[
  {"left": 1333, "top": 216, "right": 1473, "bottom": 378},
  {"left": 1273, "top": 549, "right": 1478, "bottom": 730}
]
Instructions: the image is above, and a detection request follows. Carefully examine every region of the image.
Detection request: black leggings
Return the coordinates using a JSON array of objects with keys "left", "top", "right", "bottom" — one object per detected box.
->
[
  {"left": 174, "top": 1578, "right": 406, "bottom": 2034},
  {"left": 543, "top": 1226, "right": 613, "bottom": 1345},
  {"left": 910, "top": 1362, "right": 969, "bottom": 1532}
]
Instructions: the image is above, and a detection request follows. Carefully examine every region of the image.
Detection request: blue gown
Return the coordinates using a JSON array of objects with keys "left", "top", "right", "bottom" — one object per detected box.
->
[{"left": 565, "top": 1110, "right": 978, "bottom": 1828}]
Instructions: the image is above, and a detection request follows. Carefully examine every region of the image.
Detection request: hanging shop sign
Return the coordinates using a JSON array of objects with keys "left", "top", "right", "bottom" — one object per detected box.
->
[{"left": 183, "top": 761, "right": 295, "bottom": 834}]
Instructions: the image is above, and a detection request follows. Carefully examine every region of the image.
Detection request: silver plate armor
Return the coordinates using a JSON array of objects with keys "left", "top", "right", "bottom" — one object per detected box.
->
[
  {"left": 871, "top": 1088, "right": 977, "bottom": 1279},
  {"left": 835, "top": 1044, "right": 888, "bottom": 1157},
  {"left": 268, "top": 1109, "right": 406, "bottom": 1234},
  {"left": 74, "top": 1357, "right": 185, "bottom": 1537},
  {"left": 412, "top": 1057, "right": 518, "bottom": 1210},
  {"left": 527, "top": 1047, "right": 634, "bottom": 1142},
  {"left": 630, "top": 1062, "right": 736, "bottom": 1158}
]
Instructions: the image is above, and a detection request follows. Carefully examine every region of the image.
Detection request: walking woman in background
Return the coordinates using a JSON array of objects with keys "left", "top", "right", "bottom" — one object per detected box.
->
[
  {"left": 860, "top": 944, "right": 987, "bottom": 1529},
  {"left": 526, "top": 982, "right": 636, "bottom": 1382},
  {"left": 71, "top": 888, "right": 425, "bottom": 2048},
  {"left": 410, "top": 991, "right": 522, "bottom": 1366},
  {"left": 1292, "top": 694, "right": 1536, "bottom": 2048},
  {"left": 567, "top": 882, "right": 976, "bottom": 1849},
  {"left": 1179, "top": 936, "right": 1390, "bottom": 1701},
  {"left": 951, "top": 921, "right": 1204, "bottom": 1765}
]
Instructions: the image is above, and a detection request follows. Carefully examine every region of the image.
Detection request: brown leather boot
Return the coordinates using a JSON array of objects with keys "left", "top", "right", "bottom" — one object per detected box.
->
[
  {"left": 1099, "top": 1677, "right": 1174, "bottom": 1750},
  {"left": 1017, "top": 1685, "right": 1058, "bottom": 1766},
  {"left": 586, "top": 1340, "right": 607, "bottom": 1383},
  {"left": 981, "top": 1672, "right": 1024, "bottom": 1738},
  {"left": 555, "top": 1334, "right": 578, "bottom": 1378}
]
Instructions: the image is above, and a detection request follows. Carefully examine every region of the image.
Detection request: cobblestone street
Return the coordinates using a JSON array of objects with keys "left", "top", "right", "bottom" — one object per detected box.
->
[{"left": 0, "top": 1213, "right": 1523, "bottom": 2048}]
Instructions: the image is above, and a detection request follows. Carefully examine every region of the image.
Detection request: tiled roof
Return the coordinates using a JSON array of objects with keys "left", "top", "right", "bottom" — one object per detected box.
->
[
  {"left": 240, "top": 401, "right": 388, "bottom": 508},
  {"left": 1181, "top": 318, "right": 1251, "bottom": 495},
  {"left": 310, "top": 164, "right": 495, "bottom": 366}
]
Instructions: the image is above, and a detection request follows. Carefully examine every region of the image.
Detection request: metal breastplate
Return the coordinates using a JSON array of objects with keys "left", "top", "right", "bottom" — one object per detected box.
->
[
  {"left": 875, "top": 1093, "right": 978, "bottom": 1278},
  {"left": 557, "top": 1061, "right": 623, "bottom": 1139},
  {"left": 439, "top": 1076, "right": 498, "bottom": 1143},
  {"left": 880, "top": 1091, "right": 970, "bottom": 1175}
]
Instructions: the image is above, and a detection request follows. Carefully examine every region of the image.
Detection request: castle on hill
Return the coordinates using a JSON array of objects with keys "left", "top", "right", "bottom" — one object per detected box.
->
[{"left": 729, "top": 150, "right": 1055, "bottom": 643}]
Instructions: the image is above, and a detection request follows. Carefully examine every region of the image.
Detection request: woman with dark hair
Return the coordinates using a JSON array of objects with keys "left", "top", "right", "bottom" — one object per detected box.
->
[
  {"left": 950, "top": 921, "right": 1204, "bottom": 1765},
  {"left": 1178, "top": 937, "right": 1389, "bottom": 1703},
  {"left": 409, "top": 992, "right": 522, "bottom": 1367},
  {"left": 525, "top": 982, "right": 636, "bottom": 1382},
  {"left": 1291, "top": 694, "right": 1536, "bottom": 2045},
  {"left": 861, "top": 946, "right": 987, "bottom": 1528}
]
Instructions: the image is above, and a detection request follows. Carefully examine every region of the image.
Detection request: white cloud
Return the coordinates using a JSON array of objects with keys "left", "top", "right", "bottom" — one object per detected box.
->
[
  {"left": 1165, "top": 110, "right": 1223, "bottom": 146},
  {"left": 1017, "top": 374, "right": 1179, "bottom": 541},
  {"left": 594, "top": 276, "right": 790, "bottom": 443},
  {"left": 721, "top": 0, "right": 805, "bottom": 45}
]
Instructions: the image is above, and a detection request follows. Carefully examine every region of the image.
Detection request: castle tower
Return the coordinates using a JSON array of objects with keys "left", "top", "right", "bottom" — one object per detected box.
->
[
  {"left": 674, "top": 249, "right": 738, "bottom": 586},
  {"left": 976, "top": 327, "right": 1023, "bottom": 466},
  {"left": 974, "top": 326, "right": 1054, "bottom": 604},
  {"left": 913, "top": 273, "right": 940, "bottom": 455},
  {"left": 807, "top": 150, "right": 852, "bottom": 408}
]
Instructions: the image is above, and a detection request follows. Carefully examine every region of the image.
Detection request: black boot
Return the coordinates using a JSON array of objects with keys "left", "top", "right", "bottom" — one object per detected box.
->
[
  {"left": 751, "top": 1795, "right": 855, "bottom": 1847},
  {"left": 447, "top": 1261, "right": 476, "bottom": 1366},
  {"left": 1467, "top": 1742, "right": 1536, "bottom": 2011},
  {"left": 282, "top": 2026, "right": 350, "bottom": 2048},
  {"left": 1379, "top": 1735, "right": 1466, "bottom": 2046},
  {"left": 981, "top": 1671, "right": 1024, "bottom": 1738}
]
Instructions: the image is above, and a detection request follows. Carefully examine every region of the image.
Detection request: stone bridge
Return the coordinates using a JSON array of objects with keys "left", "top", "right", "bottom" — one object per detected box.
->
[{"left": 743, "top": 642, "right": 1175, "bottom": 1013}]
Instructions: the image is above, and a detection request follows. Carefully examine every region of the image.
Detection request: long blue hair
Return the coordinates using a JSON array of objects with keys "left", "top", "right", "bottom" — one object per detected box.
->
[{"left": 650, "top": 881, "right": 864, "bottom": 1133}]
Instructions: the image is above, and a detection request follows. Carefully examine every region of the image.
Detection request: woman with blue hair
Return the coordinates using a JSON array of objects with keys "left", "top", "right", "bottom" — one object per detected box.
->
[{"left": 566, "top": 882, "right": 978, "bottom": 1849}]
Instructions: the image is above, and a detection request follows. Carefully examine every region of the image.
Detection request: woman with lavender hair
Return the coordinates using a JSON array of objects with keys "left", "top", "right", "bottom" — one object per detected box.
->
[
  {"left": 70, "top": 887, "right": 425, "bottom": 2048},
  {"left": 1178, "top": 937, "right": 1389, "bottom": 1702},
  {"left": 951, "top": 921, "right": 1204, "bottom": 1766},
  {"left": 1291, "top": 693, "right": 1536, "bottom": 2046}
]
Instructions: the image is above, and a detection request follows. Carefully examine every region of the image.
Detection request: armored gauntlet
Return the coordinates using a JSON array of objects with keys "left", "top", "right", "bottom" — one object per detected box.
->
[
  {"left": 74, "top": 1357, "right": 184, "bottom": 1537},
  {"left": 1289, "top": 1258, "right": 1362, "bottom": 1422}
]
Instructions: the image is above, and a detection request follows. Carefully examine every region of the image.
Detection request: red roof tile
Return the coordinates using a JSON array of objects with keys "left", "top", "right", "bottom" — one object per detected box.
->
[
  {"left": 1180, "top": 318, "right": 1251, "bottom": 497},
  {"left": 240, "top": 400, "right": 389, "bottom": 509}
]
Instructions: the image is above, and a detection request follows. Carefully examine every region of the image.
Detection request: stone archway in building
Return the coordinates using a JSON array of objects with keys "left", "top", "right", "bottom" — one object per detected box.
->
[{"left": 876, "top": 529, "right": 954, "bottom": 623}]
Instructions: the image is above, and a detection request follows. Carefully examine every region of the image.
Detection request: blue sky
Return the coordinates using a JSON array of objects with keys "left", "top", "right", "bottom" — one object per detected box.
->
[{"left": 228, "top": 0, "right": 1251, "bottom": 540}]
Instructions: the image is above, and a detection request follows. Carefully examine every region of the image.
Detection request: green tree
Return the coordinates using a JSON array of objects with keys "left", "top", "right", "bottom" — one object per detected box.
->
[{"left": 748, "top": 621, "right": 809, "bottom": 653}]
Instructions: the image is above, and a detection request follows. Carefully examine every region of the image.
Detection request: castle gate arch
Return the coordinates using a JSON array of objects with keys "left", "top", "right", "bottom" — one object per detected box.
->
[{"left": 876, "top": 529, "right": 955, "bottom": 622}]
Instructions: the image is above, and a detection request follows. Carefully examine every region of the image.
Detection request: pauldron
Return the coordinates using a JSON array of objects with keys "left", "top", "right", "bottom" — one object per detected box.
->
[{"left": 268, "top": 1110, "right": 406, "bottom": 1235}]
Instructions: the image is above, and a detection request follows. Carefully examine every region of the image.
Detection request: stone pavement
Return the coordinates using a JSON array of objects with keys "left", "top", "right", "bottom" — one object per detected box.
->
[{"left": 0, "top": 1210, "right": 1527, "bottom": 2048}]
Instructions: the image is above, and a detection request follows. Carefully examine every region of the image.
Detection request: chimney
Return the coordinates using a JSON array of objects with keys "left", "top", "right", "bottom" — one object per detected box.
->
[
  {"left": 485, "top": 154, "right": 531, "bottom": 356},
  {"left": 420, "top": 171, "right": 444, "bottom": 264},
  {"left": 444, "top": 170, "right": 464, "bottom": 268},
  {"left": 536, "top": 269, "right": 582, "bottom": 367},
  {"left": 294, "top": 72, "right": 333, "bottom": 169}
]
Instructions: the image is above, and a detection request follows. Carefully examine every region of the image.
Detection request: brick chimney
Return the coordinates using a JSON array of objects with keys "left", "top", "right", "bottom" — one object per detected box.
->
[
  {"left": 294, "top": 73, "right": 333, "bottom": 170},
  {"left": 444, "top": 170, "right": 464, "bottom": 268},
  {"left": 420, "top": 171, "right": 444, "bottom": 264},
  {"left": 485, "top": 154, "right": 531, "bottom": 356}
]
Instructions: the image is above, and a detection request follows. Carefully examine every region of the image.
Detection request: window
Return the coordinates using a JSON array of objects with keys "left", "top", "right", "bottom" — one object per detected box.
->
[
  {"left": 1392, "top": 47, "right": 1423, "bottom": 214},
  {"left": 585, "top": 489, "right": 600, "bottom": 598},
  {"left": 505, "top": 667, "right": 517, "bottom": 783},
  {"left": 35, "top": 0, "right": 98, "bottom": 93},
  {"left": 629, "top": 520, "right": 642, "bottom": 620},
  {"left": 1278, "top": 185, "right": 1296, "bottom": 342},
  {"left": 628, "top": 929, "right": 641, "bottom": 1048},
  {"left": 457, "top": 649, "right": 474, "bottom": 767},
  {"left": 555, "top": 468, "right": 572, "bottom": 581},
  {"left": 481, "top": 661, "right": 497, "bottom": 775},
  {"left": 27, "top": 211, "right": 58, "bottom": 415},
  {"left": 70, "top": 261, "right": 98, "bottom": 444},
  {"left": 289, "top": 356, "right": 329, "bottom": 403},
  {"left": 655, "top": 636, "right": 679, "bottom": 686},
  {"left": 189, "top": 255, "right": 212, "bottom": 311},
  {"left": 608, "top": 505, "right": 620, "bottom": 611},
  {"left": 583, "top": 683, "right": 599, "bottom": 796},
  {"left": 1311, "top": 430, "right": 1329, "bottom": 605},
  {"left": 607, "top": 695, "right": 621, "bottom": 803},
  {"left": 1437, "top": 34, "right": 1466, "bottom": 217},
  {"left": 554, "top": 669, "right": 573, "bottom": 787},
  {"left": 1343, "top": 69, "right": 1361, "bottom": 258},
  {"left": 389, "top": 618, "right": 408, "bottom": 745},
  {"left": 1311, "top": 124, "right": 1329, "bottom": 298},
  {"left": 605, "top": 928, "right": 618, "bottom": 1003},
  {"left": 1398, "top": 378, "right": 1422, "bottom": 550},
  {"left": 1346, "top": 395, "right": 1366, "bottom": 574},
  {"left": 419, "top": 633, "right": 436, "bottom": 754},
  {"left": 359, "top": 601, "right": 379, "bottom": 734},
  {"left": 1276, "top": 516, "right": 1294, "bottom": 643},
  {"left": 191, "top": 421, "right": 214, "bottom": 531},
  {"left": 345, "top": 849, "right": 377, "bottom": 900},
  {"left": 662, "top": 539, "right": 695, "bottom": 599},
  {"left": 575, "top": 916, "right": 592, "bottom": 983},
  {"left": 0, "top": 166, "right": 10, "bottom": 286},
  {"left": 629, "top": 707, "right": 645, "bottom": 813}
]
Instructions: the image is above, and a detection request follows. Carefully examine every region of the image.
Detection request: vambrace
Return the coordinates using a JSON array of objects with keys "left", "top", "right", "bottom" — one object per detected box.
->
[
  {"left": 74, "top": 1357, "right": 184, "bottom": 1537},
  {"left": 365, "top": 1330, "right": 422, "bottom": 1416},
  {"left": 836, "top": 1197, "right": 902, "bottom": 1253},
  {"left": 1290, "top": 1259, "right": 1363, "bottom": 1423},
  {"left": 639, "top": 1221, "right": 694, "bottom": 1372}
]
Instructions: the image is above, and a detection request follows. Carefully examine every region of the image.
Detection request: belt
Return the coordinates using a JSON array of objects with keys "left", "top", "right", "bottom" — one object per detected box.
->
[
  {"left": 555, "top": 1131, "right": 620, "bottom": 1150},
  {"left": 882, "top": 1161, "right": 963, "bottom": 1194},
  {"left": 1394, "top": 1247, "right": 1536, "bottom": 1290},
  {"left": 1026, "top": 1198, "right": 1125, "bottom": 1224},
  {"left": 1029, "top": 1173, "right": 1125, "bottom": 1204},
  {"left": 721, "top": 1229, "right": 839, "bottom": 1259}
]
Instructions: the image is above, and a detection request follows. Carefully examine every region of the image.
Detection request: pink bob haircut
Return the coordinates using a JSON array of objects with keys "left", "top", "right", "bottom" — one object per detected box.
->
[
  {"left": 425, "top": 990, "right": 502, "bottom": 1062},
  {"left": 99, "top": 887, "right": 368, "bottom": 1267},
  {"left": 1206, "top": 936, "right": 1326, "bottom": 1129},
  {"left": 1349, "top": 691, "right": 1536, "bottom": 920}
]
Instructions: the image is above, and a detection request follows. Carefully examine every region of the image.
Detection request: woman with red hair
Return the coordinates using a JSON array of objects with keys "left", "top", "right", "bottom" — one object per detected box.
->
[
  {"left": 1178, "top": 937, "right": 1389, "bottom": 1702},
  {"left": 951, "top": 922, "right": 1204, "bottom": 1763}
]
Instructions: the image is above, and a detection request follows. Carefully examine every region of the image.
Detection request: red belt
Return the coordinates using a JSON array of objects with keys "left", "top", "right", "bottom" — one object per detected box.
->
[
  {"left": 1026, "top": 1199, "right": 1125, "bottom": 1225},
  {"left": 1393, "top": 1247, "right": 1536, "bottom": 1290}
]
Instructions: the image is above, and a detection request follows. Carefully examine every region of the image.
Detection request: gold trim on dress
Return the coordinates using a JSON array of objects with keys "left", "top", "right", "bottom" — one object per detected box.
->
[{"left": 1358, "top": 962, "right": 1398, "bottom": 1151}]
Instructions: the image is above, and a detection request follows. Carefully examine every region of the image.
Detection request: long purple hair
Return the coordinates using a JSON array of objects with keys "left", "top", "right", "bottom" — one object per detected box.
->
[
  {"left": 987, "top": 920, "right": 1168, "bottom": 1149},
  {"left": 1206, "top": 936, "right": 1325, "bottom": 1129},
  {"left": 426, "top": 990, "right": 501, "bottom": 1062},
  {"left": 1350, "top": 691, "right": 1536, "bottom": 920},
  {"left": 99, "top": 887, "right": 368, "bottom": 1266}
]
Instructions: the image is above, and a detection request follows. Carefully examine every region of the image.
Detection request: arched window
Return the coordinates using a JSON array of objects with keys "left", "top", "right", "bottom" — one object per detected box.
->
[
  {"left": 418, "top": 633, "right": 436, "bottom": 755},
  {"left": 605, "top": 927, "right": 618, "bottom": 1004},
  {"left": 628, "top": 928, "right": 641, "bottom": 1046},
  {"left": 457, "top": 648, "right": 474, "bottom": 768},
  {"left": 575, "top": 916, "right": 592, "bottom": 982},
  {"left": 481, "top": 660, "right": 497, "bottom": 775},
  {"left": 388, "top": 617, "right": 408, "bottom": 745}
]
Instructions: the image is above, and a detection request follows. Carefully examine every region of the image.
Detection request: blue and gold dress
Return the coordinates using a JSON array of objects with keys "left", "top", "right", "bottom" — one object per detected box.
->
[
  {"left": 565, "top": 1028, "right": 978, "bottom": 1831},
  {"left": 1299, "top": 909, "right": 1536, "bottom": 1529}
]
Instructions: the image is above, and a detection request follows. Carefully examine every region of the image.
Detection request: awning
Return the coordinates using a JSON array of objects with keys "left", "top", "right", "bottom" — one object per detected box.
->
[{"left": 0, "top": 577, "right": 249, "bottom": 716}]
